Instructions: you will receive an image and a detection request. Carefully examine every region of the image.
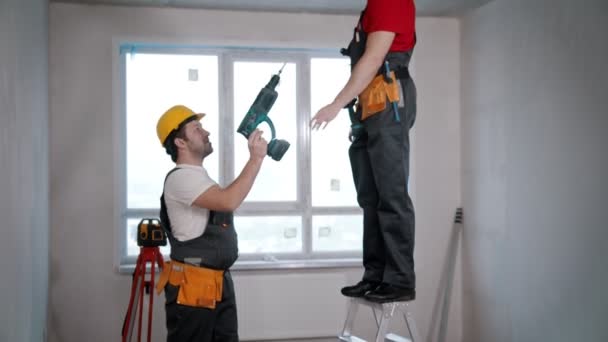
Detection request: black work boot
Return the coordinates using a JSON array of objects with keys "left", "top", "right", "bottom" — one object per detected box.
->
[
  {"left": 364, "top": 283, "right": 416, "bottom": 303},
  {"left": 341, "top": 280, "right": 381, "bottom": 297}
]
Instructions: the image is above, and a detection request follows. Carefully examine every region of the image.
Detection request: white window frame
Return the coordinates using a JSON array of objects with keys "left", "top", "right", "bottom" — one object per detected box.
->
[{"left": 113, "top": 43, "right": 364, "bottom": 272}]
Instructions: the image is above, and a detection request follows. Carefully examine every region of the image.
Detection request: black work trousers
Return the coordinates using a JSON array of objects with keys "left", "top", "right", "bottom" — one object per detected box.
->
[
  {"left": 164, "top": 270, "right": 238, "bottom": 342},
  {"left": 349, "top": 70, "right": 417, "bottom": 289}
]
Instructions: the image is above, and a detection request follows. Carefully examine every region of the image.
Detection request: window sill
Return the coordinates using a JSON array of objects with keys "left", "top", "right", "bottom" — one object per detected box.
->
[
  {"left": 232, "top": 258, "right": 362, "bottom": 271},
  {"left": 118, "top": 257, "right": 362, "bottom": 274}
]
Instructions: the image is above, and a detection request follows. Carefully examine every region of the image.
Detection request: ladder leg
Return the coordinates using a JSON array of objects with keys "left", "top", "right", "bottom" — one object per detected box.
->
[
  {"left": 403, "top": 304, "right": 422, "bottom": 342},
  {"left": 372, "top": 306, "right": 383, "bottom": 328},
  {"left": 375, "top": 306, "right": 392, "bottom": 342},
  {"left": 341, "top": 298, "right": 359, "bottom": 337}
]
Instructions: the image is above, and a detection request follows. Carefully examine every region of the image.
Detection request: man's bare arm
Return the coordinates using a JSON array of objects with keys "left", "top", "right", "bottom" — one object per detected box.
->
[
  {"left": 192, "top": 157, "right": 263, "bottom": 212},
  {"left": 192, "top": 130, "right": 267, "bottom": 212},
  {"left": 310, "top": 31, "right": 395, "bottom": 129},
  {"left": 333, "top": 31, "right": 396, "bottom": 108}
]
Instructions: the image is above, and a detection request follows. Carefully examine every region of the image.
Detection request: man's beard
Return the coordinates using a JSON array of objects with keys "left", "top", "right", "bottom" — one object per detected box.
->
[{"left": 201, "top": 142, "right": 213, "bottom": 158}]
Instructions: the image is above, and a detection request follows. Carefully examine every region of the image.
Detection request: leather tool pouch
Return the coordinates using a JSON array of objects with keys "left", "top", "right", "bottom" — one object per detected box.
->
[
  {"left": 359, "top": 71, "right": 400, "bottom": 121},
  {"left": 156, "top": 261, "right": 224, "bottom": 309}
]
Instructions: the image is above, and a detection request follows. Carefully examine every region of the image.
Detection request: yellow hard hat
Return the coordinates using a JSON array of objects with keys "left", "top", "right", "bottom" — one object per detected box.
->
[{"left": 156, "top": 105, "right": 205, "bottom": 146}]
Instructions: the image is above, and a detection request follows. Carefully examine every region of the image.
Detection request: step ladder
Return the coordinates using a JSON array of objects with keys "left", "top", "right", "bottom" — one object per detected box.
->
[{"left": 339, "top": 297, "right": 421, "bottom": 342}]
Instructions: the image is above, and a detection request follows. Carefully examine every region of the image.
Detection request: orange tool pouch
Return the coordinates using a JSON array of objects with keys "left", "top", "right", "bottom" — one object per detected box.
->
[
  {"left": 156, "top": 260, "right": 224, "bottom": 309},
  {"left": 358, "top": 71, "right": 400, "bottom": 121}
]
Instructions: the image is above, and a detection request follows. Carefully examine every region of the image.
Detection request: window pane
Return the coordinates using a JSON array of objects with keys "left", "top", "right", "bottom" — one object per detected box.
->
[
  {"left": 233, "top": 62, "right": 297, "bottom": 202},
  {"left": 126, "top": 53, "right": 219, "bottom": 208},
  {"left": 312, "top": 215, "right": 363, "bottom": 252},
  {"left": 310, "top": 58, "right": 357, "bottom": 207},
  {"left": 235, "top": 216, "right": 302, "bottom": 254},
  {"left": 126, "top": 218, "right": 171, "bottom": 257}
]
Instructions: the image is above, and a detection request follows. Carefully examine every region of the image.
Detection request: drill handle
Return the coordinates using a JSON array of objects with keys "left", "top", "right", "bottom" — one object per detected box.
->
[{"left": 261, "top": 117, "right": 278, "bottom": 141}]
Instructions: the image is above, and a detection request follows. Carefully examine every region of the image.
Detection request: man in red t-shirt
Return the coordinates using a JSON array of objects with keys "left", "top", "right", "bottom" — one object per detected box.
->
[{"left": 311, "top": 0, "right": 417, "bottom": 303}]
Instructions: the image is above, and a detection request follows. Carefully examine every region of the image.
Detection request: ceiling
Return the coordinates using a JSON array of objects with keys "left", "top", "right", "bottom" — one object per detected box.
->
[{"left": 52, "top": 0, "right": 494, "bottom": 16}]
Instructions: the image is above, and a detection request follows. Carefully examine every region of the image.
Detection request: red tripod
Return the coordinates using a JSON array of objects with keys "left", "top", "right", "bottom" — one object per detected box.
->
[{"left": 122, "top": 246, "right": 164, "bottom": 342}]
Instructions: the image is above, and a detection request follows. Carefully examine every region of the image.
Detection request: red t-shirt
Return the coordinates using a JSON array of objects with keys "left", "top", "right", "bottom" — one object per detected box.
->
[{"left": 361, "top": 0, "right": 416, "bottom": 52}]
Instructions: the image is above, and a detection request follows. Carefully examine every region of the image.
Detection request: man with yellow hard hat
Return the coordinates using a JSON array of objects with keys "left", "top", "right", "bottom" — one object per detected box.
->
[{"left": 155, "top": 104, "right": 267, "bottom": 341}]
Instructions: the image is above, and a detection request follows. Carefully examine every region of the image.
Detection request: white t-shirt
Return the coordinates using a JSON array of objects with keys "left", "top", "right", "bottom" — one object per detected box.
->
[{"left": 164, "top": 164, "right": 217, "bottom": 241}]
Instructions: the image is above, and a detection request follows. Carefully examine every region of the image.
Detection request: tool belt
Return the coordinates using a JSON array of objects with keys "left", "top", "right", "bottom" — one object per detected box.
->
[
  {"left": 156, "top": 260, "right": 224, "bottom": 309},
  {"left": 359, "top": 71, "right": 401, "bottom": 121}
]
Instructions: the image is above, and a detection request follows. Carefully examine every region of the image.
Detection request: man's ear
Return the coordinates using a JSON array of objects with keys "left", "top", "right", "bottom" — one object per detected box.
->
[{"left": 174, "top": 136, "right": 187, "bottom": 149}]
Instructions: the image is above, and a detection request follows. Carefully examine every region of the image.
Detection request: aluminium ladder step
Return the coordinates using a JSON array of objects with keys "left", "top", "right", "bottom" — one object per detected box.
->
[{"left": 338, "top": 297, "right": 420, "bottom": 342}]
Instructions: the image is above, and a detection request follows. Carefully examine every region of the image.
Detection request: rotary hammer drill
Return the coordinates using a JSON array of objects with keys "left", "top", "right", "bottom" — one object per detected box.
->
[{"left": 236, "top": 64, "right": 290, "bottom": 161}]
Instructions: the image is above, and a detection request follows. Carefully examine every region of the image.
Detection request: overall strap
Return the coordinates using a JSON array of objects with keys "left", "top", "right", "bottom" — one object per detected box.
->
[{"left": 160, "top": 167, "right": 182, "bottom": 233}]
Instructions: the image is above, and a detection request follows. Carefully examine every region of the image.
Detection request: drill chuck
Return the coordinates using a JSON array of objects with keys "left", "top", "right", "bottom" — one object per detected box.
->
[{"left": 266, "top": 74, "right": 280, "bottom": 90}]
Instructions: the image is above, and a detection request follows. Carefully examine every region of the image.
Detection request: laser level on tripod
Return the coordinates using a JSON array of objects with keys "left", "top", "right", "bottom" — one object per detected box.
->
[{"left": 122, "top": 218, "right": 166, "bottom": 342}]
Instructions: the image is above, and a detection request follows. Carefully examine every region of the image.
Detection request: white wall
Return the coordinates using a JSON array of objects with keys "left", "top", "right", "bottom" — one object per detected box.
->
[
  {"left": 0, "top": 0, "right": 49, "bottom": 341},
  {"left": 461, "top": 0, "right": 608, "bottom": 341},
  {"left": 49, "top": 3, "right": 461, "bottom": 341}
]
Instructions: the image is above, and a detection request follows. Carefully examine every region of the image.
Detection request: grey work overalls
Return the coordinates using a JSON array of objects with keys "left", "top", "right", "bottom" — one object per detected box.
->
[{"left": 160, "top": 168, "right": 239, "bottom": 342}]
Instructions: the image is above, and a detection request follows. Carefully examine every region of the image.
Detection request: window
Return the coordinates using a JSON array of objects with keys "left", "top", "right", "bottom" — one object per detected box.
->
[{"left": 118, "top": 45, "right": 362, "bottom": 268}]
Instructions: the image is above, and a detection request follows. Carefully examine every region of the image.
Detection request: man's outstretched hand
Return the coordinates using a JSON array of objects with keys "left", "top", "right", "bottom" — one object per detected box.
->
[{"left": 310, "top": 102, "right": 341, "bottom": 130}]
